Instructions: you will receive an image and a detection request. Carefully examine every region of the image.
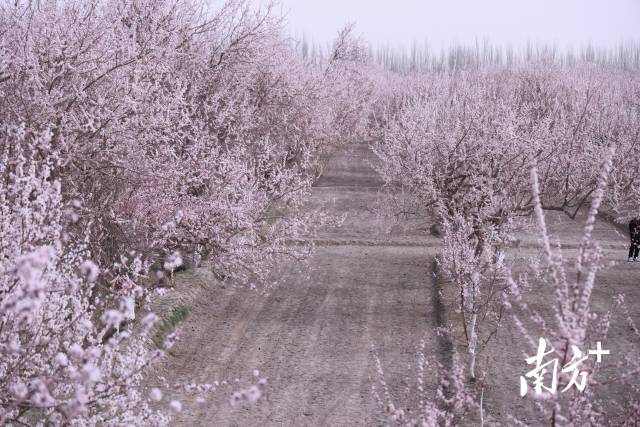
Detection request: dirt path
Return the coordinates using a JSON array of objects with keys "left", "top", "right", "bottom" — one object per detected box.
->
[{"left": 153, "top": 143, "right": 442, "bottom": 426}]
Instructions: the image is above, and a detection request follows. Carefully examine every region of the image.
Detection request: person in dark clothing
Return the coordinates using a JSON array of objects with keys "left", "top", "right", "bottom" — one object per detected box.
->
[{"left": 630, "top": 217, "right": 640, "bottom": 262}]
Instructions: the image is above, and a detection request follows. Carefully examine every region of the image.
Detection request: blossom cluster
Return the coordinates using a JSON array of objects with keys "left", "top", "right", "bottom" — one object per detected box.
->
[{"left": 0, "top": 0, "right": 372, "bottom": 424}]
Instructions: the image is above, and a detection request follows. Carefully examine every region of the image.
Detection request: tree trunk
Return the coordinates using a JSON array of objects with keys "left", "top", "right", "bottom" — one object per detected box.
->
[{"left": 468, "top": 311, "right": 478, "bottom": 381}]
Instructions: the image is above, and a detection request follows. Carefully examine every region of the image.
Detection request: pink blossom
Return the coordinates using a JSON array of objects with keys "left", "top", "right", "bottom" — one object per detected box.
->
[
  {"left": 142, "top": 313, "right": 160, "bottom": 329},
  {"left": 101, "top": 310, "right": 123, "bottom": 327},
  {"left": 163, "top": 252, "right": 183, "bottom": 272},
  {"left": 54, "top": 353, "right": 68, "bottom": 367},
  {"left": 149, "top": 388, "right": 163, "bottom": 402},
  {"left": 9, "top": 381, "right": 28, "bottom": 399},
  {"left": 79, "top": 260, "right": 99, "bottom": 282},
  {"left": 169, "top": 400, "right": 182, "bottom": 412}
]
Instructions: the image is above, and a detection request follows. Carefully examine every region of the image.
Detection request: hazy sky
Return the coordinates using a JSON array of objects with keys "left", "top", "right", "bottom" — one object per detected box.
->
[{"left": 277, "top": 0, "right": 640, "bottom": 50}]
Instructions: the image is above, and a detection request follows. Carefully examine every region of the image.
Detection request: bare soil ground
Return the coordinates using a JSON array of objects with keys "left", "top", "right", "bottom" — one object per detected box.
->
[{"left": 149, "top": 143, "right": 639, "bottom": 426}]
